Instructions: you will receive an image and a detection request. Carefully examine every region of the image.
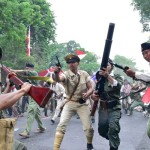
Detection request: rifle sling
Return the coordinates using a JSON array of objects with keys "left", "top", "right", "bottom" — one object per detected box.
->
[
  {"left": 100, "top": 86, "right": 147, "bottom": 109},
  {"left": 119, "top": 86, "right": 146, "bottom": 100},
  {"left": 60, "top": 75, "right": 80, "bottom": 109},
  {"left": 69, "top": 75, "right": 80, "bottom": 100}
]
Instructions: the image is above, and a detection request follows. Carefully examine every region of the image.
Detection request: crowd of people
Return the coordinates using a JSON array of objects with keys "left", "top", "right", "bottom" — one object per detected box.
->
[
  {"left": 120, "top": 79, "right": 146, "bottom": 116},
  {"left": 1, "top": 42, "right": 150, "bottom": 150}
]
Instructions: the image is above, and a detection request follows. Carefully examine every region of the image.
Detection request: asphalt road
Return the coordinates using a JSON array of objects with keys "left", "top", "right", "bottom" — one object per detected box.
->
[{"left": 14, "top": 109, "right": 150, "bottom": 150}]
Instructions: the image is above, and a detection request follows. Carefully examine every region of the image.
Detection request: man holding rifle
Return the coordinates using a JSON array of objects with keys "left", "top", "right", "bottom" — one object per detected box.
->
[
  {"left": 0, "top": 76, "right": 32, "bottom": 110},
  {"left": 10, "top": 63, "right": 46, "bottom": 138},
  {"left": 0, "top": 74, "right": 32, "bottom": 150},
  {"left": 124, "top": 42, "right": 150, "bottom": 138},
  {"left": 91, "top": 59, "right": 122, "bottom": 150},
  {"left": 53, "top": 54, "right": 94, "bottom": 150}
]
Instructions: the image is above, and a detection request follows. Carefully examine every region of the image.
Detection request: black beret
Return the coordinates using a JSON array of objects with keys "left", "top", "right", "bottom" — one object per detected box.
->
[
  {"left": 141, "top": 42, "right": 150, "bottom": 52},
  {"left": 64, "top": 54, "right": 80, "bottom": 63},
  {"left": 26, "top": 63, "right": 34, "bottom": 68}
]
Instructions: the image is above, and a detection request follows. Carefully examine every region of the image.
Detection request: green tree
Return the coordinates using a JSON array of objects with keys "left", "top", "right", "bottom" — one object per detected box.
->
[
  {"left": 0, "top": 0, "right": 32, "bottom": 67},
  {"left": 113, "top": 55, "right": 137, "bottom": 81},
  {"left": 131, "top": 0, "right": 150, "bottom": 32},
  {"left": 46, "top": 42, "right": 99, "bottom": 75},
  {"left": 47, "top": 42, "right": 68, "bottom": 71},
  {"left": 0, "top": 0, "right": 56, "bottom": 70},
  {"left": 80, "top": 52, "right": 99, "bottom": 75},
  {"left": 66, "top": 40, "right": 82, "bottom": 53}
]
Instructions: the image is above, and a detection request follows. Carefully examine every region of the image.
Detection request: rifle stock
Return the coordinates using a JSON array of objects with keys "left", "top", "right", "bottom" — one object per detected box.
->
[
  {"left": 90, "top": 101, "right": 98, "bottom": 116},
  {"left": 91, "top": 23, "right": 115, "bottom": 116},
  {"left": 1, "top": 66, "right": 53, "bottom": 108}
]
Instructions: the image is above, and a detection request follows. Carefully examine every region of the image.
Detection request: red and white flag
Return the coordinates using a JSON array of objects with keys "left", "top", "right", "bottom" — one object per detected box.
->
[
  {"left": 142, "top": 87, "right": 150, "bottom": 104},
  {"left": 26, "top": 26, "right": 30, "bottom": 57},
  {"left": 75, "top": 50, "right": 86, "bottom": 59},
  {"left": 38, "top": 67, "right": 54, "bottom": 76},
  {"left": 38, "top": 67, "right": 62, "bottom": 77}
]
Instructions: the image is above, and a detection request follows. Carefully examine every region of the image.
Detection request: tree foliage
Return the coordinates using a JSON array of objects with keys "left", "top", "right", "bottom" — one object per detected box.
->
[
  {"left": 131, "top": 0, "right": 150, "bottom": 32},
  {"left": 113, "top": 55, "right": 137, "bottom": 81},
  {"left": 0, "top": 0, "right": 56, "bottom": 70},
  {"left": 47, "top": 41, "right": 99, "bottom": 75},
  {"left": 0, "top": 0, "right": 104, "bottom": 77},
  {"left": 79, "top": 52, "right": 99, "bottom": 75}
]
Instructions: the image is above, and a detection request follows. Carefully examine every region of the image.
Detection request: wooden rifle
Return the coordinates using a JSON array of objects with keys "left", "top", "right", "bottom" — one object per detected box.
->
[{"left": 1, "top": 66, "right": 53, "bottom": 108}]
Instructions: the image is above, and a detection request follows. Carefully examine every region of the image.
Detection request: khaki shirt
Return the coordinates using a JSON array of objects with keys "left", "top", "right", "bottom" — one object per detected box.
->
[{"left": 62, "top": 70, "right": 90, "bottom": 101}]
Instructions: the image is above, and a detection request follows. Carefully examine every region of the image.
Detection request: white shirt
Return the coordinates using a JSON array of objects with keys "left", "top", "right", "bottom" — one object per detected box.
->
[
  {"left": 50, "top": 83, "right": 65, "bottom": 100},
  {"left": 135, "top": 72, "right": 150, "bottom": 82}
]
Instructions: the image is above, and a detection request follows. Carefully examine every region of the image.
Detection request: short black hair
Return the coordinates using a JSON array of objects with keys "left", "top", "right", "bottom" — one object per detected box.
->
[{"left": 26, "top": 63, "right": 34, "bottom": 68}]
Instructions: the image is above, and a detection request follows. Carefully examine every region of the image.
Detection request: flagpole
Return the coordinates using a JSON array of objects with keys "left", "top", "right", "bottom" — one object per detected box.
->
[
  {"left": 0, "top": 68, "right": 1, "bottom": 94},
  {"left": 0, "top": 48, "right": 2, "bottom": 94},
  {"left": 26, "top": 25, "right": 30, "bottom": 57}
]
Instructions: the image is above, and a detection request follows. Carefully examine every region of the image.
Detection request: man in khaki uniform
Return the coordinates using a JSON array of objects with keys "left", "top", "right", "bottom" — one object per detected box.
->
[{"left": 53, "top": 54, "right": 94, "bottom": 150}]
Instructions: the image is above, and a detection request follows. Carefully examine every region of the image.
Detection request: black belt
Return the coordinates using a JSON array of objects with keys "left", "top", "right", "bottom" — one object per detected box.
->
[{"left": 69, "top": 98, "right": 86, "bottom": 104}]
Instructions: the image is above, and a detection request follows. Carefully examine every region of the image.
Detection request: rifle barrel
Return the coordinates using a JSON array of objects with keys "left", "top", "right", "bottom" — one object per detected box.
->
[{"left": 91, "top": 23, "right": 115, "bottom": 117}]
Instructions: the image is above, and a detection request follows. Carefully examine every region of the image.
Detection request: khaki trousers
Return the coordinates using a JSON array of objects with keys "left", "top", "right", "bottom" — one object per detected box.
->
[{"left": 56, "top": 101, "right": 94, "bottom": 137}]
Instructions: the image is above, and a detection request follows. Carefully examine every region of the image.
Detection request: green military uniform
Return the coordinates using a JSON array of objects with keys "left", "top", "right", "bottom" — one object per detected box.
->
[
  {"left": 13, "top": 140, "right": 27, "bottom": 150},
  {"left": 128, "top": 90, "right": 144, "bottom": 115},
  {"left": 19, "top": 70, "right": 45, "bottom": 137},
  {"left": 98, "top": 74, "right": 122, "bottom": 150}
]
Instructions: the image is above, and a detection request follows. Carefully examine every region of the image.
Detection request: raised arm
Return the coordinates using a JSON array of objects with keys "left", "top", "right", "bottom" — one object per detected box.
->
[
  {"left": 0, "top": 82, "right": 32, "bottom": 110},
  {"left": 53, "top": 66, "right": 65, "bottom": 82}
]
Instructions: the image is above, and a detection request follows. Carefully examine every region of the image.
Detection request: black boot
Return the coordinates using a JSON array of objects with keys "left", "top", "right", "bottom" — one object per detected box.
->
[
  {"left": 110, "top": 147, "right": 118, "bottom": 150},
  {"left": 87, "top": 143, "right": 94, "bottom": 150}
]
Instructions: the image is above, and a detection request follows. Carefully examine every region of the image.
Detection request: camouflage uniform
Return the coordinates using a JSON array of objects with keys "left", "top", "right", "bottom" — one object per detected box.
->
[{"left": 128, "top": 89, "right": 144, "bottom": 115}]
